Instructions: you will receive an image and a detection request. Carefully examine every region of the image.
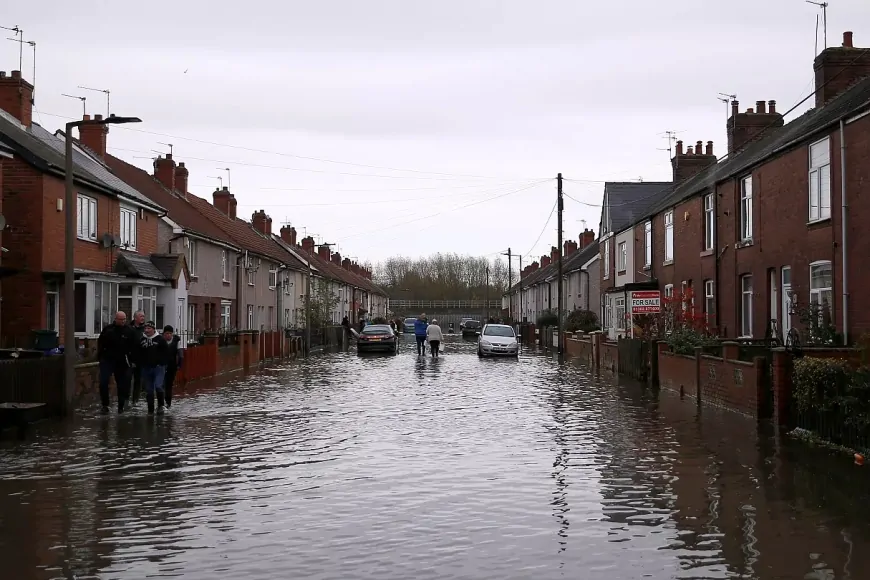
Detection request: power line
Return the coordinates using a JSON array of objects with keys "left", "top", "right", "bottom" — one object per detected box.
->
[{"left": 524, "top": 200, "right": 557, "bottom": 258}]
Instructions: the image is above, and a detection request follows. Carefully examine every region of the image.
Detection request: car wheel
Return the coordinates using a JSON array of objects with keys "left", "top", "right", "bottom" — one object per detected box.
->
[{"left": 477, "top": 348, "right": 483, "bottom": 358}]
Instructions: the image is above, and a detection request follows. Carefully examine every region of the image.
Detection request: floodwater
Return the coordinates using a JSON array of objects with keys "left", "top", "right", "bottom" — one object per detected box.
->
[{"left": 2, "top": 335, "right": 870, "bottom": 580}]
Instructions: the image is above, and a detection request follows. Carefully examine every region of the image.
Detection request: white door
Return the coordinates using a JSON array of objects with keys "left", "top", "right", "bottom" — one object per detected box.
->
[{"left": 781, "top": 267, "right": 792, "bottom": 338}]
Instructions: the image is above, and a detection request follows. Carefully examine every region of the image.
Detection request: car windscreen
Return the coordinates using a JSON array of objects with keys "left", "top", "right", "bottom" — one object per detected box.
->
[
  {"left": 464, "top": 321, "right": 480, "bottom": 328},
  {"left": 404, "top": 319, "right": 416, "bottom": 324},
  {"left": 483, "top": 326, "right": 514, "bottom": 337},
  {"left": 362, "top": 326, "right": 393, "bottom": 335}
]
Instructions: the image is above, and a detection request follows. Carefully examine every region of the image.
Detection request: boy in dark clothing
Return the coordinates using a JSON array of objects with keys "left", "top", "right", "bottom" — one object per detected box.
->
[
  {"left": 139, "top": 321, "right": 169, "bottom": 415},
  {"left": 129, "top": 311, "right": 146, "bottom": 402},
  {"left": 161, "top": 326, "right": 184, "bottom": 409},
  {"left": 97, "top": 311, "right": 137, "bottom": 414},
  {"left": 413, "top": 313, "right": 428, "bottom": 356}
]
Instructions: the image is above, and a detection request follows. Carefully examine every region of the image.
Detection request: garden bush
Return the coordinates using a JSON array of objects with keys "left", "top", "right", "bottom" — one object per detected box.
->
[{"left": 565, "top": 309, "right": 599, "bottom": 333}]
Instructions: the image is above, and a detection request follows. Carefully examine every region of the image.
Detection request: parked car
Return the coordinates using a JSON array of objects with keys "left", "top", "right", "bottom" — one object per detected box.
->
[
  {"left": 358, "top": 324, "right": 399, "bottom": 354},
  {"left": 459, "top": 317, "right": 475, "bottom": 330},
  {"left": 461, "top": 320, "right": 482, "bottom": 337},
  {"left": 403, "top": 318, "right": 417, "bottom": 334},
  {"left": 477, "top": 324, "right": 519, "bottom": 358}
]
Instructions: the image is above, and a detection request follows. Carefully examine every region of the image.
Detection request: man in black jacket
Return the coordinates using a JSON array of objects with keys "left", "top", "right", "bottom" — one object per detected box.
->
[
  {"left": 129, "top": 310, "right": 146, "bottom": 403},
  {"left": 139, "top": 321, "right": 169, "bottom": 415},
  {"left": 161, "top": 325, "right": 184, "bottom": 409},
  {"left": 97, "top": 311, "right": 137, "bottom": 414}
]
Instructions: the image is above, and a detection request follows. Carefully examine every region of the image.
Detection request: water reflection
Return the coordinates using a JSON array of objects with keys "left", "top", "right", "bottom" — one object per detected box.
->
[{"left": 1, "top": 338, "right": 870, "bottom": 579}]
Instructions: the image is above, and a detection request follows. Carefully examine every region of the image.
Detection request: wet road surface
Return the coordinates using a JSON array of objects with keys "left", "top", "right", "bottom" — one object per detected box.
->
[{"left": 2, "top": 335, "right": 870, "bottom": 579}]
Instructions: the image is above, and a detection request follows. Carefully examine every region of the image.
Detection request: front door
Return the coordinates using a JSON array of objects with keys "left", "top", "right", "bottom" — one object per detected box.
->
[{"left": 781, "top": 267, "right": 792, "bottom": 338}]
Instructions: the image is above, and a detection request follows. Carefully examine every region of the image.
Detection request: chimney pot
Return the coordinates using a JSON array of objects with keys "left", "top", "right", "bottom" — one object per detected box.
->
[
  {"left": 746, "top": 108, "right": 754, "bottom": 114},
  {"left": 675, "top": 140, "right": 683, "bottom": 156},
  {"left": 731, "top": 100, "right": 739, "bottom": 117},
  {"left": 844, "top": 31, "right": 853, "bottom": 48},
  {"left": 705, "top": 141, "right": 713, "bottom": 156},
  {"left": 11, "top": 70, "right": 21, "bottom": 79},
  {"left": 755, "top": 100, "right": 766, "bottom": 114},
  {"left": 768, "top": 100, "right": 776, "bottom": 113},
  {"left": 696, "top": 140, "right": 703, "bottom": 154},
  {"left": 94, "top": 114, "right": 103, "bottom": 121},
  {"left": 82, "top": 114, "right": 91, "bottom": 121},
  {"left": 686, "top": 146, "right": 694, "bottom": 155}
]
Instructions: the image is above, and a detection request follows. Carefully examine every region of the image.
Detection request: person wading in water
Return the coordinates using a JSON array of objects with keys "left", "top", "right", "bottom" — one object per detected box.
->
[
  {"left": 139, "top": 321, "right": 169, "bottom": 415},
  {"left": 426, "top": 318, "right": 443, "bottom": 358},
  {"left": 96, "top": 311, "right": 137, "bottom": 414},
  {"left": 414, "top": 313, "right": 429, "bottom": 356},
  {"left": 129, "top": 310, "right": 146, "bottom": 403},
  {"left": 162, "top": 325, "right": 184, "bottom": 409}
]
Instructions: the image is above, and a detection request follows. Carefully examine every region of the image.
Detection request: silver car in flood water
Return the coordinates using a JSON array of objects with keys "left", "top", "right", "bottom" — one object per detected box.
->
[{"left": 477, "top": 324, "right": 519, "bottom": 358}]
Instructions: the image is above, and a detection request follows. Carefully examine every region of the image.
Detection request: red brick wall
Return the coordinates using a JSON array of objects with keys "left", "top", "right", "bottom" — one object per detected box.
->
[
  {"left": 659, "top": 350, "right": 699, "bottom": 398},
  {"left": 565, "top": 336, "right": 593, "bottom": 365},
  {"left": 699, "top": 355, "right": 765, "bottom": 418},
  {"left": 217, "top": 345, "right": 243, "bottom": 374},
  {"left": 601, "top": 340, "right": 618, "bottom": 373}
]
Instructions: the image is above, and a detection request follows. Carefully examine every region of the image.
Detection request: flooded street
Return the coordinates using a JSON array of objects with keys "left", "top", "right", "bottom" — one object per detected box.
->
[{"left": 2, "top": 335, "right": 870, "bottom": 580}]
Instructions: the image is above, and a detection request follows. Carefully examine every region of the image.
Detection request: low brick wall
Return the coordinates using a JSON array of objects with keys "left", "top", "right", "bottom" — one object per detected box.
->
[
  {"left": 565, "top": 337, "right": 593, "bottom": 366},
  {"left": 601, "top": 341, "right": 618, "bottom": 374},
  {"left": 659, "top": 350, "right": 699, "bottom": 398}
]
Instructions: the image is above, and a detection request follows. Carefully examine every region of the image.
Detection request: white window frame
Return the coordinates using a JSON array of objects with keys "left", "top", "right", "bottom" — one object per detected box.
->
[
  {"left": 188, "top": 239, "right": 198, "bottom": 277},
  {"left": 137, "top": 286, "right": 157, "bottom": 323},
  {"left": 809, "top": 137, "right": 831, "bottom": 222},
  {"left": 664, "top": 284, "right": 674, "bottom": 299},
  {"left": 604, "top": 301, "right": 612, "bottom": 329},
  {"left": 617, "top": 241, "right": 627, "bottom": 273},
  {"left": 221, "top": 300, "right": 231, "bottom": 329},
  {"left": 704, "top": 279, "right": 714, "bottom": 322},
  {"left": 703, "top": 194, "right": 714, "bottom": 251},
  {"left": 247, "top": 304, "right": 254, "bottom": 329},
  {"left": 269, "top": 269, "right": 278, "bottom": 290},
  {"left": 119, "top": 205, "right": 137, "bottom": 250},
  {"left": 664, "top": 210, "right": 674, "bottom": 263},
  {"left": 45, "top": 283, "right": 59, "bottom": 332},
  {"left": 603, "top": 239, "right": 610, "bottom": 279},
  {"left": 91, "top": 280, "right": 119, "bottom": 336},
  {"left": 644, "top": 221, "right": 652, "bottom": 267},
  {"left": 187, "top": 304, "right": 196, "bottom": 333},
  {"left": 740, "top": 274, "right": 753, "bottom": 337},
  {"left": 221, "top": 250, "right": 229, "bottom": 282},
  {"left": 77, "top": 194, "right": 97, "bottom": 242},
  {"left": 809, "top": 260, "right": 833, "bottom": 319},
  {"left": 740, "top": 176, "right": 753, "bottom": 242},
  {"left": 615, "top": 297, "right": 625, "bottom": 330}
]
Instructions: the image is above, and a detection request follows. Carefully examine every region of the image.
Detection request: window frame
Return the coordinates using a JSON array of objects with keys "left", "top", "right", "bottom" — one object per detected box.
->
[
  {"left": 703, "top": 193, "right": 714, "bottom": 251},
  {"left": 739, "top": 176, "right": 753, "bottom": 242},
  {"left": 615, "top": 297, "right": 625, "bottom": 330},
  {"left": 808, "top": 137, "right": 832, "bottom": 222},
  {"left": 221, "top": 250, "right": 229, "bottom": 282},
  {"left": 740, "top": 274, "right": 753, "bottom": 338},
  {"left": 221, "top": 300, "right": 231, "bottom": 329},
  {"left": 269, "top": 269, "right": 278, "bottom": 290},
  {"left": 45, "top": 283, "right": 59, "bottom": 333},
  {"left": 617, "top": 241, "right": 627, "bottom": 273},
  {"left": 809, "top": 260, "right": 833, "bottom": 319},
  {"left": 136, "top": 285, "right": 157, "bottom": 324},
  {"left": 119, "top": 205, "right": 137, "bottom": 250},
  {"left": 664, "top": 210, "right": 674, "bottom": 263},
  {"left": 603, "top": 239, "right": 610, "bottom": 279},
  {"left": 644, "top": 221, "right": 652, "bottom": 267},
  {"left": 247, "top": 304, "right": 254, "bottom": 329},
  {"left": 76, "top": 194, "right": 98, "bottom": 242},
  {"left": 188, "top": 239, "right": 198, "bottom": 277},
  {"left": 704, "top": 279, "right": 714, "bottom": 322}
]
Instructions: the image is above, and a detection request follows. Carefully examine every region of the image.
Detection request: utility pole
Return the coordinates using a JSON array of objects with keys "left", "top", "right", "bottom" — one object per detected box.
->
[
  {"left": 557, "top": 173, "right": 564, "bottom": 360},
  {"left": 484, "top": 263, "right": 490, "bottom": 322},
  {"left": 502, "top": 248, "right": 513, "bottom": 322}
]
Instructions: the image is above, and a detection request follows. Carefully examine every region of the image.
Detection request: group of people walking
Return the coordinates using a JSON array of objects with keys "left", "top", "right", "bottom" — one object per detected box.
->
[
  {"left": 97, "top": 310, "right": 184, "bottom": 416},
  {"left": 413, "top": 313, "right": 443, "bottom": 358}
]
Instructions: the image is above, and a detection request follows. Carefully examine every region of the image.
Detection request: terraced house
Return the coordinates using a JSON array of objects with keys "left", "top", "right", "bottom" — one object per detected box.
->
[
  {"left": 601, "top": 31, "right": 870, "bottom": 345},
  {"left": 0, "top": 70, "right": 194, "bottom": 345}
]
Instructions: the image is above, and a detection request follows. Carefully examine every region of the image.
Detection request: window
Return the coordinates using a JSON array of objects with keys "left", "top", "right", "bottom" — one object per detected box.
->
[
  {"left": 221, "top": 301, "right": 231, "bottom": 329},
  {"left": 268, "top": 306, "right": 275, "bottom": 329},
  {"left": 258, "top": 306, "right": 265, "bottom": 330},
  {"left": 92, "top": 281, "right": 118, "bottom": 335},
  {"left": 615, "top": 297, "right": 625, "bottom": 330},
  {"left": 664, "top": 284, "right": 673, "bottom": 298},
  {"left": 156, "top": 306, "right": 165, "bottom": 330},
  {"left": 740, "top": 275, "right": 753, "bottom": 337},
  {"left": 246, "top": 257, "right": 256, "bottom": 286},
  {"left": 703, "top": 194, "right": 714, "bottom": 250},
  {"left": 284, "top": 308, "right": 291, "bottom": 327},
  {"left": 221, "top": 250, "right": 228, "bottom": 282},
  {"left": 74, "top": 282, "right": 88, "bottom": 334},
  {"left": 188, "top": 239, "right": 198, "bottom": 277},
  {"left": 604, "top": 301, "right": 612, "bottom": 329},
  {"left": 664, "top": 211, "right": 674, "bottom": 262},
  {"left": 740, "top": 176, "right": 753, "bottom": 241},
  {"left": 644, "top": 221, "right": 652, "bottom": 267},
  {"left": 137, "top": 286, "right": 157, "bottom": 323},
  {"left": 617, "top": 241, "right": 627, "bottom": 273},
  {"left": 187, "top": 304, "right": 196, "bottom": 333},
  {"left": 269, "top": 269, "right": 277, "bottom": 289},
  {"left": 247, "top": 305, "right": 254, "bottom": 329},
  {"left": 118, "top": 284, "right": 133, "bottom": 320},
  {"left": 119, "top": 206, "right": 137, "bottom": 250},
  {"left": 77, "top": 194, "right": 97, "bottom": 241},
  {"left": 810, "top": 261, "right": 833, "bottom": 319},
  {"left": 603, "top": 239, "right": 610, "bottom": 279},
  {"left": 45, "top": 283, "right": 59, "bottom": 332},
  {"left": 809, "top": 138, "right": 831, "bottom": 221},
  {"left": 681, "top": 281, "right": 688, "bottom": 312},
  {"left": 704, "top": 280, "right": 714, "bottom": 321}
]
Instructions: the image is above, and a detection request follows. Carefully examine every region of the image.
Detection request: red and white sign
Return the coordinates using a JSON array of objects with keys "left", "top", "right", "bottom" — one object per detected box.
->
[{"left": 631, "top": 290, "right": 661, "bottom": 314}]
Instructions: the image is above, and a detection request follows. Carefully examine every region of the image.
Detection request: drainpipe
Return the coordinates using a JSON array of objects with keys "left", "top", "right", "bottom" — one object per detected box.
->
[
  {"left": 236, "top": 252, "right": 245, "bottom": 329},
  {"left": 840, "top": 119, "right": 849, "bottom": 344}
]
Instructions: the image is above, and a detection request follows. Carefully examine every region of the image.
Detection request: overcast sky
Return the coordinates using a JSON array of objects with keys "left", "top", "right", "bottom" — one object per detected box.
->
[{"left": 4, "top": 0, "right": 869, "bottom": 265}]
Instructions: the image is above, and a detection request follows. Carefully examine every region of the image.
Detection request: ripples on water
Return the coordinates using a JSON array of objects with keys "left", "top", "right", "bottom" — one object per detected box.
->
[{"left": 2, "top": 336, "right": 870, "bottom": 579}]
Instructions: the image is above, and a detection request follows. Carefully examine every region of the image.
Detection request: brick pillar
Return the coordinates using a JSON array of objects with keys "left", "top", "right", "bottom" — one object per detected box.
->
[
  {"left": 240, "top": 331, "right": 252, "bottom": 370},
  {"left": 772, "top": 349, "right": 793, "bottom": 426},
  {"left": 202, "top": 332, "right": 221, "bottom": 379},
  {"left": 651, "top": 340, "right": 661, "bottom": 387},
  {"left": 693, "top": 346, "right": 703, "bottom": 405},
  {"left": 592, "top": 332, "right": 601, "bottom": 370},
  {"left": 753, "top": 356, "right": 767, "bottom": 419},
  {"left": 722, "top": 341, "right": 739, "bottom": 361},
  {"left": 251, "top": 331, "right": 260, "bottom": 365}
]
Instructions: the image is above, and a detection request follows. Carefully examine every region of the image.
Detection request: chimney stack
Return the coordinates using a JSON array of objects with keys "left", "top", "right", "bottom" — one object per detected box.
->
[
  {"left": 550, "top": 246, "right": 560, "bottom": 264},
  {"left": 212, "top": 186, "right": 237, "bottom": 219},
  {"left": 154, "top": 154, "right": 176, "bottom": 191},
  {"left": 251, "top": 210, "right": 272, "bottom": 236},
  {"left": 280, "top": 225, "right": 297, "bottom": 246},
  {"left": 0, "top": 70, "right": 34, "bottom": 127},
  {"left": 727, "top": 102, "right": 783, "bottom": 154},
  {"left": 78, "top": 114, "right": 109, "bottom": 159},
  {"left": 342, "top": 258, "right": 351, "bottom": 270},
  {"left": 301, "top": 236, "right": 315, "bottom": 253},
  {"left": 755, "top": 100, "right": 766, "bottom": 114},
  {"left": 564, "top": 240, "right": 578, "bottom": 256},
  {"left": 814, "top": 31, "right": 870, "bottom": 109},
  {"left": 541, "top": 255, "right": 551, "bottom": 268},
  {"left": 579, "top": 228, "right": 595, "bottom": 249},
  {"left": 317, "top": 245, "right": 330, "bottom": 260},
  {"left": 175, "top": 163, "right": 189, "bottom": 197},
  {"left": 332, "top": 252, "right": 342, "bottom": 265},
  {"left": 672, "top": 140, "right": 717, "bottom": 182}
]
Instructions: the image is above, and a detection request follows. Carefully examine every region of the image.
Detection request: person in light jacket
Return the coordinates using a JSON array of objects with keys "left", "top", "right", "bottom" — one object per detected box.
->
[{"left": 426, "top": 319, "right": 443, "bottom": 358}]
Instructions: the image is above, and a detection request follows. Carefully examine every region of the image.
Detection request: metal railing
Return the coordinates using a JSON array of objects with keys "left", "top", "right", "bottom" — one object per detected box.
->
[{"left": 388, "top": 299, "right": 502, "bottom": 310}]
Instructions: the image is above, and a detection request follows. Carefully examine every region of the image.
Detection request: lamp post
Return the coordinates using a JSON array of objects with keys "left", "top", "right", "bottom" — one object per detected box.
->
[{"left": 64, "top": 114, "right": 141, "bottom": 414}]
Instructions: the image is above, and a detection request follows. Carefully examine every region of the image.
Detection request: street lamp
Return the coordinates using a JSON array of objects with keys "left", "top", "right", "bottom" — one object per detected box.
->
[{"left": 64, "top": 114, "right": 141, "bottom": 414}]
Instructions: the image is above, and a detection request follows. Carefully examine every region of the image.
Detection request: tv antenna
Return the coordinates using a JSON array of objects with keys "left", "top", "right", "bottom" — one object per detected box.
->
[
  {"left": 807, "top": 1, "right": 828, "bottom": 53},
  {"left": 61, "top": 93, "right": 86, "bottom": 116},
  {"left": 78, "top": 86, "right": 110, "bottom": 116},
  {"left": 208, "top": 175, "right": 223, "bottom": 189},
  {"left": 718, "top": 92, "right": 737, "bottom": 122},
  {"left": 1, "top": 25, "right": 22, "bottom": 72},
  {"left": 658, "top": 130, "right": 682, "bottom": 160},
  {"left": 217, "top": 167, "right": 231, "bottom": 190},
  {"left": 157, "top": 142, "right": 173, "bottom": 156},
  {"left": 6, "top": 36, "right": 35, "bottom": 104}
]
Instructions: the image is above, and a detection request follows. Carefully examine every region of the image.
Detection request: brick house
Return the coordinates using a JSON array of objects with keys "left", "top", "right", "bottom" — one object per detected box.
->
[
  {"left": 0, "top": 141, "right": 13, "bottom": 334},
  {"left": 0, "top": 70, "right": 179, "bottom": 345},
  {"left": 615, "top": 31, "right": 870, "bottom": 344}
]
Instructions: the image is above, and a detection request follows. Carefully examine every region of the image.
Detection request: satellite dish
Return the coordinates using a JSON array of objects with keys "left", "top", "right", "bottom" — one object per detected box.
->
[
  {"left": 0, "top": 214, "right": 6, "bottom": 230},
  {"left": 101, "top": 233, "right": 114, "bottom": 248}
]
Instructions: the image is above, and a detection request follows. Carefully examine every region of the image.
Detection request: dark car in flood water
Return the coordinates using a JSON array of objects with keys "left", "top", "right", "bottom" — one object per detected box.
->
[
  {"left": 357, "top": 324, "right": 399, "bottom": 354},
  {"left": 461, "top": 320, "right": 481, "bottom": 338}
]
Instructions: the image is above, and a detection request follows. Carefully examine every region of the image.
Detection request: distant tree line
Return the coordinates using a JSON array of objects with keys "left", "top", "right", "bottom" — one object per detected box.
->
[{"left": 373, "top": 254, "right": 510, "bottom": 300}]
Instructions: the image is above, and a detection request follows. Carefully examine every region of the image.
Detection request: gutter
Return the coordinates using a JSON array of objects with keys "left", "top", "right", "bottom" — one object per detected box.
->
[{"left": 840, "top": 119, "right": 849, "bottom": 344}]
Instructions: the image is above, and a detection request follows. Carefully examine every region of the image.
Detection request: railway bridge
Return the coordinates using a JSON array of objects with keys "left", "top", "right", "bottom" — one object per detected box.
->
[{"left": 388, "top": 299, "right": 503, "bottom": 328}]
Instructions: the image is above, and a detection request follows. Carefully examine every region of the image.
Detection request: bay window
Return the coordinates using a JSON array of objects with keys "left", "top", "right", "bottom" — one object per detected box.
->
[
  {"left": 92, "top": 281, "right": 118, "bottom": 335},
  {"left": 137, "top": 286, "right": 157, "bottom": 323}
]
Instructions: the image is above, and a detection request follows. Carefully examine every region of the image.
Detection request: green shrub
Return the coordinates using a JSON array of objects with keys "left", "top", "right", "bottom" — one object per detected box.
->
[
  {"left": 565, "top": 309, "right": 599, "bottom": 333},
  {"left": 537, "top": 309, "right": 558, "bottom": 327},
  {"left": 792, "top": 357, "right": 852, "bottom": 412},
  {"left": 666, "top": 327, "right": 719, "bottom": 356}
]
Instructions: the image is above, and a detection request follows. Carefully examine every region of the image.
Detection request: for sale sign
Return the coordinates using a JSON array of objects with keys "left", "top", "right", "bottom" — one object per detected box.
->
[{"left": 631, "top": 290, "right": 661, "bottom": 314}]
